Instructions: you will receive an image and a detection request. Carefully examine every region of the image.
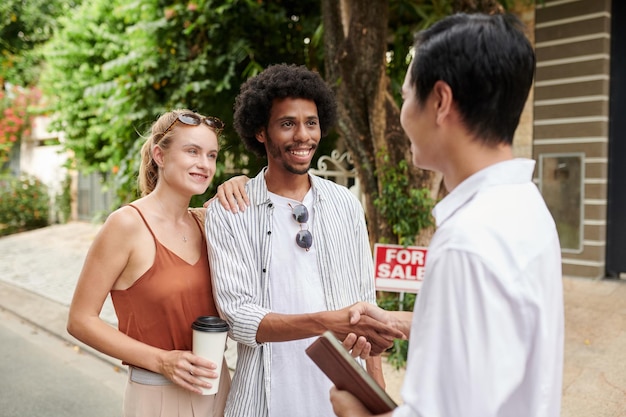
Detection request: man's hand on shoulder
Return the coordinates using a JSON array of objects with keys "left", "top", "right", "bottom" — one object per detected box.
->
[{"left": 204, "top": 175, "right": 250, "bottom": 212}]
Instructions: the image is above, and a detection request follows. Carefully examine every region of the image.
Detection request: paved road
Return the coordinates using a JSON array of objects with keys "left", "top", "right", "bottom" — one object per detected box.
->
[{"left": 0, "top": 308, "right": 126, "bottom": 417}]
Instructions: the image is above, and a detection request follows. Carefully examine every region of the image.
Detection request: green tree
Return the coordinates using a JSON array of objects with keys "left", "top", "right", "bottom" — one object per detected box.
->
[
  {"left": 0, "top": 0, "right": 81, "bottom": 86},
  {"left": 322, "top": 0, "right": 534, "bottom": 247},
  {"left": 39, "top": 0, "right": 535, "bottom": 216},
  {"left": 40, "top": 0, "right": 328, "bottom": 205}
]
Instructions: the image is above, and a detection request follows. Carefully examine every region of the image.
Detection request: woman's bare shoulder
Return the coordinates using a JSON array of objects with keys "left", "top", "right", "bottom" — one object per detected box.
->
[{"left": 98, "top": 204, "right": 145, "bottom": 237}]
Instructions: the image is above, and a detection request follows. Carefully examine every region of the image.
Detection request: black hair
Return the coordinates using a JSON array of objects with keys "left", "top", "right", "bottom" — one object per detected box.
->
[
  {"left": 233, "top": 63, "right": 337, "bottom": 157},
  {"left": 409, "top": 13, "right": 536, "bottom": 145}
]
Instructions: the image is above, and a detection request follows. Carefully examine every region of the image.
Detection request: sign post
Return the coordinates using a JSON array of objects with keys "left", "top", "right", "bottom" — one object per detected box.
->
[{"left": 373, "top": 243, "right": 427, "bottom": 294}]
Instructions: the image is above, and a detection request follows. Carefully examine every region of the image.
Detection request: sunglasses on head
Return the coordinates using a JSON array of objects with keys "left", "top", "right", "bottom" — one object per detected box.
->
[
  {"left": 290, "top": 203, "right": 313, "bottom": 251},
  {"left": 162, "top": 113, "right": 224, "bottom": 136}
]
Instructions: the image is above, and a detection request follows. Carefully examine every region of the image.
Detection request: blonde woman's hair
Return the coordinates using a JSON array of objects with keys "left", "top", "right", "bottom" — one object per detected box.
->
[{"left": 138, "top": 109, "right": 192, "bottom": 196}]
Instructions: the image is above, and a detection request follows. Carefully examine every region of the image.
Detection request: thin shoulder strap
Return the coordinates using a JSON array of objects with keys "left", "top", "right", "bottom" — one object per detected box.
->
[
  {"left": 189, "top": 208, "right": 207, "bottom": 246},
  {"left": 127, "top": 204, "right": 158, "bottom": 240}
]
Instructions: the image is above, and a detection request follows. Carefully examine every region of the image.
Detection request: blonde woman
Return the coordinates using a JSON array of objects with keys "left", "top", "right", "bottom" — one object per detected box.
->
[{"left": 68, "top": 110, "right": 230, "bottom": 416}]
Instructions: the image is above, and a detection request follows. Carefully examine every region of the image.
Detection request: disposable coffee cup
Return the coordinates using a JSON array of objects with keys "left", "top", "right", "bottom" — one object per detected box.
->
[{"left": 191, "top": 316, "right": 230, "bottom": 395}]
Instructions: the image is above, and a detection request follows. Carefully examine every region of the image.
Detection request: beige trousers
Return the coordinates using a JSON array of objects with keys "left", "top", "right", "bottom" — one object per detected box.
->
[{"left": 123, "top": 360, "right": 231, "bottom": 417}]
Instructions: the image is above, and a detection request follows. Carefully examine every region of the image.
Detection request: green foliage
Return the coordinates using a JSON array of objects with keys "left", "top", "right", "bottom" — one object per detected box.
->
[
  {"left": 374, "top": 152, "right": 435, "bottom": 247},
  {"left": 0, "top": 0, "right": 82, "bottom": 86},
  {"left": 386, "top": 0, "right": 538, "bottom": 105},
  {"left": 387, "top": 0, "right": 452, "bottom": 101},
  {"left": 0, "top": 174, "right": 50, "bottom": 236},
  {"left": 36, "top": 0, "right": 535, "bottom": 209},
  {"left": 40, "top": 0, "right": 324, "bottom": 207}
]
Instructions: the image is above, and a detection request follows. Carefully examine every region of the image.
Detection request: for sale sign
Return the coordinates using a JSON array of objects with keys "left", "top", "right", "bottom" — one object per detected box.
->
[{"left": 373, "top": 243, "right": 427, "bottom": 293}]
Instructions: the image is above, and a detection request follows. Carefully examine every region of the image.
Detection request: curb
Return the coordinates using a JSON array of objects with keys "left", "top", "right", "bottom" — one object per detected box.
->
[{"left": 0, "top": 280, "right": 127, "bottom": 374}]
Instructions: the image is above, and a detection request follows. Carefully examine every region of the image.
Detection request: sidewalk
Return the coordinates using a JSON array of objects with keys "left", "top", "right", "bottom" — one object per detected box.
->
[{"left": 1, "top": 222, "right": 625, "bottom": 416}]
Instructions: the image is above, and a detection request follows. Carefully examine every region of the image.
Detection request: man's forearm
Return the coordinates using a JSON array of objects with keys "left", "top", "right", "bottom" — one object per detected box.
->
[{"left": 256, "top": 311, "right": 331, "bottom": 343}]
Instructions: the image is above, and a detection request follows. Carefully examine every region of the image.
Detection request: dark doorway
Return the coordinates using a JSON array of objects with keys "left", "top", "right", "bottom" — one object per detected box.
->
[{"left": 606, "top": 0, "right": 626, "bottom": 276}]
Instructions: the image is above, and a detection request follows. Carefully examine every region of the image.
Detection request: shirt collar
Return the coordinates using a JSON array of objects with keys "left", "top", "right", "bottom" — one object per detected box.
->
[{"left": 432, "top": 158, "right": 537, "bottom": 227}]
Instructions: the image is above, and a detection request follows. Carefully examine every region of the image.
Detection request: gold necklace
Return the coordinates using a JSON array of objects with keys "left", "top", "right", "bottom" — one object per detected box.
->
[{"left": 154, "top": 195, "right": 188, "bottom": 243}]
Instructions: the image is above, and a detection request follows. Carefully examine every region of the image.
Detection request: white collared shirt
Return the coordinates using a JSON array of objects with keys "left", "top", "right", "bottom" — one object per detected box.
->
[{"left": 395, "top": 159, "right": 564, "bottom": 417}]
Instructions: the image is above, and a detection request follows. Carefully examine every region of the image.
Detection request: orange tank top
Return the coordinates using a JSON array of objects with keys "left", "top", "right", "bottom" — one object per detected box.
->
[{"left": 110, "top": 204, "right": 218, "bottom": 357}]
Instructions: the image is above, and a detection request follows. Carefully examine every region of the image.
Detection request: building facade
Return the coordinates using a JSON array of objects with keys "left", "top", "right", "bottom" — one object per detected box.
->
[{"left": 533, "top": 0, "right": 624, "bottom": 279}]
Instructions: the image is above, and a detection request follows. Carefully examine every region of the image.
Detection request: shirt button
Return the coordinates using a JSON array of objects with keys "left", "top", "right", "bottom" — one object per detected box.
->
[{"left": 267, "top": 231, "right": 271, "bottom": 235}]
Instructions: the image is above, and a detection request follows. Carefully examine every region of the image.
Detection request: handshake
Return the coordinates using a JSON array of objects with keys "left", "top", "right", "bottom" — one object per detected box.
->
[{"left": 334, "top": 302, "right": 411, "bottom": 359}]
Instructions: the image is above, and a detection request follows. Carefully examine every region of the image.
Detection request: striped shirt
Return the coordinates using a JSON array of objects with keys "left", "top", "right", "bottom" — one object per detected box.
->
[{"left": 205, "top": 168, "right": 376, "bottom": 417}]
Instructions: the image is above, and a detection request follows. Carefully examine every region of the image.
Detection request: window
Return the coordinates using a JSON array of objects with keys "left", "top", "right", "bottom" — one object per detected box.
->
[{"left": 539, "top": 153, "right": 584, "bottom": 252}]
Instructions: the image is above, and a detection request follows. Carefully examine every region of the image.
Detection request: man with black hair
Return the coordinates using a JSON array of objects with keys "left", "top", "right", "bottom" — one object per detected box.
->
[
  {"left": 331, "top": 13, "right": 564, "bottom": 417},
  {"left": 206, "top": 63, "right": 402, "bottom": 417}
]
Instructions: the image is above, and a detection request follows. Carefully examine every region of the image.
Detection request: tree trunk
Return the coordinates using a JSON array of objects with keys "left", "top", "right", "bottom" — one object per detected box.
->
[{"left": 322, "top": 0, "right": 442, "bottom": 247}]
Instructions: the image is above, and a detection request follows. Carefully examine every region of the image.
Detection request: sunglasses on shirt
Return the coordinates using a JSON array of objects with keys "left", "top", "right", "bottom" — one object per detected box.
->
[{"left": 290, "top": 203, "right": 313, "bottom": 251}]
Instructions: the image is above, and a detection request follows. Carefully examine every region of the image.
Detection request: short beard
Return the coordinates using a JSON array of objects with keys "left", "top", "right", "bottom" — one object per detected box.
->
[
  {"left": 284, "top": 163, "right": 310, "bottom": 175},
  {"left": 265, "top": 131, "right": 316, "bottom": 176}
]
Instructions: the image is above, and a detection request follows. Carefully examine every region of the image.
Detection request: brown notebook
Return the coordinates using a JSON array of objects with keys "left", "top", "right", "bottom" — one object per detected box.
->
[{"left": 305, "top": 331, "right": 398, "bottom": 414}]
